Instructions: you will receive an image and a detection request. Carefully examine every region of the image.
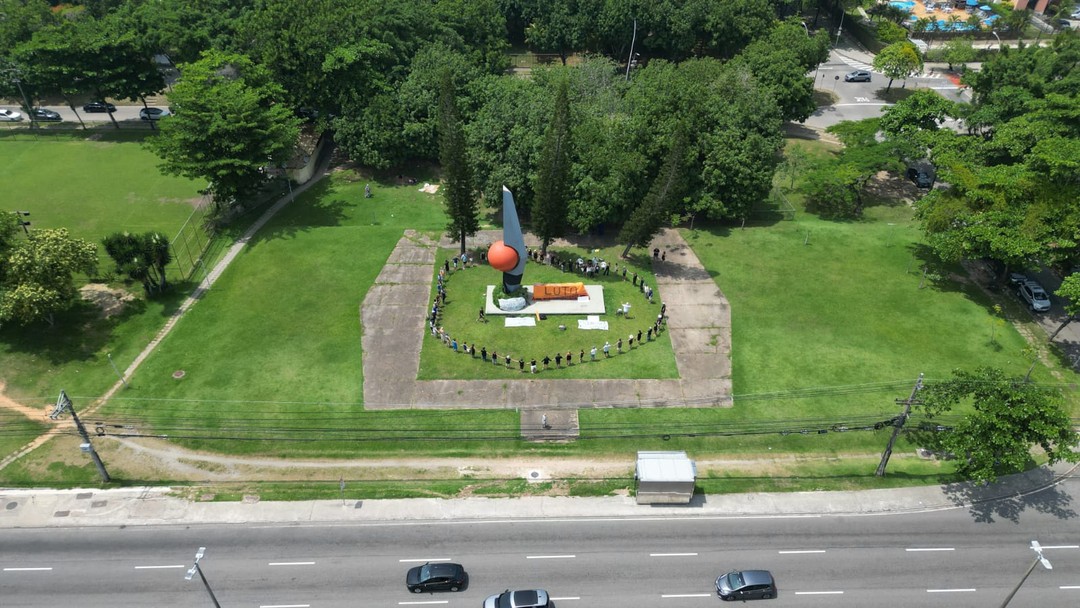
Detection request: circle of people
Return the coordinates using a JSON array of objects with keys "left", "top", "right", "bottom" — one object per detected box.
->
[{"left": 428, "top": 247, "right": 668, "bottom": 374}]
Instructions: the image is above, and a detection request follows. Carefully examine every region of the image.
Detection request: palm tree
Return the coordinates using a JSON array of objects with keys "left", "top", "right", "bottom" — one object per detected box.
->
[{"left": 914, "top": 16, "right": 934, "bottom": 49}]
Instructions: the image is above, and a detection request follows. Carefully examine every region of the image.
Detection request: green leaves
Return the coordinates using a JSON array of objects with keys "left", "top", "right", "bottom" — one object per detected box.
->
[
  {"left": 872, "top": 41, "right": 923, "bottom": 91},
  {"left": 0, "top": 229, "right": 97, "bottom": 327}
]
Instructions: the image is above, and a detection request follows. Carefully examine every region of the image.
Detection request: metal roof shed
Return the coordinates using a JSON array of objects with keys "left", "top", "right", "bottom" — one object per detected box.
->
[{"left": 635, "top": 451, "right": 696, "bottom": 504}]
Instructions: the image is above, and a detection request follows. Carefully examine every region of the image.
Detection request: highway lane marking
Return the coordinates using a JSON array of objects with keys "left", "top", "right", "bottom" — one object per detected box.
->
[
  {"left": 1043, "top": 545, "right": 1080, "bottom": 550},
  {"left": 2, "top": 567, "right": 53, "bottom": 571},
  {"left": 526, "top": 555, "right": 575, "bottom": 559},
  {"left": 550, "top": 597, "right": 580, "bottom": 601},
  {"left": 927, "top": 588, "right": 976, "bottom": 593},
  {"left": 260, "top": 605, "right": 311, "bottom": 608},
  {"left": 397, "top": 602, "right": 448, "bottom": 606},
  {"left": 650, "top": 553, "right": 699, "bottom": 557},
  {"left": 400, "top": 558, "right": 451, "bottom": 563},
  {"left": 1061, "top": 586, "right": 1080, "bottom": 590},
  {"left": 795, "top": 591, "right": 843, "bottom": 595},
  {"left": 906, "top": 547, "right": 954, "bottom": 552},
  {"left": 134, "top": 565, "right": 185, "bottom": 570},
  {"left": 268, "top": 561, "right": 316, "bottom": 566},
  {"left": 779, "top": 550, "right": 826, "bottom": 554},
  {"left": 661, "top": 593, "right": 711, "bottom": 598}
]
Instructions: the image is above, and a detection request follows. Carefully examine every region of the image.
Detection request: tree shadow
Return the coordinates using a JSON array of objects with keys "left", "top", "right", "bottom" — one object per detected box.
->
[
  {"left": 940, "top": 466, "right": 1077, "bottom": 524},
  {"left": 247, "top": 178, "right": 347, "bottom": 243}
]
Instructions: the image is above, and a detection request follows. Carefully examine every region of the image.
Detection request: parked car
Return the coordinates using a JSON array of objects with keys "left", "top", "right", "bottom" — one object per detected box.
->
[
  {"left": 139, "top": 107, "right": 171, "bottom": 120},
  {"left": 845, "top": 70, "right": 871, "bottom": 82},
  {"left": 483, "top": 589, "right": 552, "bottom": 608},
  {"left": 0, "top": 108, "right": 23, "bottom": 121},
  {"left": 30, "top": 108, "right": 61, "bottom": 122},
  {"left": 82, "top": 101, "right": 116, "bottom": 113},
  {"left": 716, "top": 570, "right": 777, "bottom": 601},
  {"left": 1018, "top": 279, "right": 1052, "bottom": 312},
  {"left": 405, "top": 562, "right": 467, "bottom": 593},
  {"left": 907, "top": 166, "right": 933, "bottom": 189}
]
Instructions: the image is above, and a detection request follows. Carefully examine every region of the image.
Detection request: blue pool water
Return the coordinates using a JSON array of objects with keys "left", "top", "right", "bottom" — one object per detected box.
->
[{"left": 890, "top": 0, "right": 916, "bottom": 10}]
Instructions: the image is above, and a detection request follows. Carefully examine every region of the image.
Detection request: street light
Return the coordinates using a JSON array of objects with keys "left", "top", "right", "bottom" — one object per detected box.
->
[
  {"left": 998, "top": 540, "right": 1052, "bottom": 608},
  {"left": 186, "top": 547, "right": 222, "bottom": 608},
  {"left": 988, "top": 30, "right": 1002, "bottom": 50},
  {"left": 836, "top": 9, "right": 846, "bottom": 46}
]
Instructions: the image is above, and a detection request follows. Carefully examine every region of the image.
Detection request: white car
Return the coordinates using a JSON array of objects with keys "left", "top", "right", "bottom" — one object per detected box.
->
[
  {"left": 0, "top": 109, "right": 23, "bottom": 122},
  {"left": 139, "top": 107, "right": 171, "bottom": 120}
]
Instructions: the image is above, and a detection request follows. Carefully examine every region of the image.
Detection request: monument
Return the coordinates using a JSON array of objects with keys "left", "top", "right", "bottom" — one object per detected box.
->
[{"left": 485, "top": 187, "right": 605, "bottom": 317}]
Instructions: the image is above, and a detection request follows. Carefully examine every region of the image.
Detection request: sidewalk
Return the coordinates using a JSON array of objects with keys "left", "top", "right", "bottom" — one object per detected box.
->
[{"left": 2, "top": 462, "right": 1074, "bottom": 528}]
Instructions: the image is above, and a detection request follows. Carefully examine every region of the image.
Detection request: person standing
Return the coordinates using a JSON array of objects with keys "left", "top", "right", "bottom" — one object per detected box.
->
[
  {"left": 481, "top": 346, "right": 488, "bottom": 361},
  {"left": 616, "top": 338, "right": 623, "bottom": 353},
  {"left": 519, "top": 357, "right": 525, "bottom": 372},
  {"left": 590, "top": 346, "right": 598, "bottom": 361},
  {"left": 579, "top": 348, "right": 585, "bottom": 363},
  {"left": 603, "top": 342, "right": 610, "bottom": 357},
  {"left": 491, "top": 350, "right": 498, "bottom": 366},
  {"left": 505, "top": 354, "right": 512, "bottom": 367},
  {"left": 542, "top": 355, "right": 551, "bottom": 369},
  {"left": 555, "top": 353, "right": 562, "bottom": 367},
  {"left": 530, "top": 358, "right": 537, "bottom": 373},
  {"left": 566, "top": 350, "right": 573, "bottom": 366},
  {"left": 637, "top": 330, "right": 642, "bottom": 344}
]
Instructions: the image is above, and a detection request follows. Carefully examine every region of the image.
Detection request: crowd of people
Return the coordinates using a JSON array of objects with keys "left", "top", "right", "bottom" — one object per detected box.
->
[{"left": 428, "top": 246, "right": 669, "bottom": 373}]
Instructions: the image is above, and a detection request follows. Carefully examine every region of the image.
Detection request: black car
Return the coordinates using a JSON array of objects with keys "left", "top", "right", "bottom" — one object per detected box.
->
[
  {"left": 83, "top": 101, "right": 116, "bottom": 113},
  {"left": 30, "top": 108, "right": 62, "bottom": 122},
  {"left": 405, "top": 562, "right": 467, "bottom": 593},
  {"left": 907, "top": 167, "right": 933, "bottom": 189},
  {"left": 716, "top": 569, "right": 776, "bottom": 601}
]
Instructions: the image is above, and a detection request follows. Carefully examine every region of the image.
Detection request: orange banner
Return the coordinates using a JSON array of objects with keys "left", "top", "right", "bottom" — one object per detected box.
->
[{"left": 533, "top": 282, "right": 587, "bottom": 300}]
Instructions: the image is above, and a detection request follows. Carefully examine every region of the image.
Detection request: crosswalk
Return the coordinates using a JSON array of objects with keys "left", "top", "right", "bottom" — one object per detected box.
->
[{"left": 830, "top": 51, "right": 956, "bottom": 88}]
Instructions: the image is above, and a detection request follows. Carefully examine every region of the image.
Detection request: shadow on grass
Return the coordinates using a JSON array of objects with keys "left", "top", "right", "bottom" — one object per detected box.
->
[
  {"left": 941, "top": 466, "right": 1077, "bottom": 523},
  {"left": 248, "top": 178, "right": 346, "bottom": 243}
]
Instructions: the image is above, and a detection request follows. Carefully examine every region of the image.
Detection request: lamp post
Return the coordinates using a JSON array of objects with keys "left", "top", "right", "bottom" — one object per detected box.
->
[
  {"left": 998, "top": 540, "right": 1052, "bottom": 608},
  {"left": 836, "top": 9, "right": 846, "bottom": 46},
  {"left": 988, "top": 30, "right": 1001, "bottom": 49},
  {"left": 625, "top": 19, "right": 638, "bottom": 82},
  {"left": 186, "top": 547, "right": 222, "bottom": 608}
]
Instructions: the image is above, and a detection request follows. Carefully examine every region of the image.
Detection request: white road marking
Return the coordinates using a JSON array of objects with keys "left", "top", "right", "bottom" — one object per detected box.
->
[
  {"left": 526, "top": 555, "right": 575, "bottom": 559},
  {"left": 134, "top": 565, "right": 185, "bottom": 570},
  {"left": 661, "top": 593, "right": 711, "bottom": 598},
  {"left": 550, "top": 597, "right": 580, "bottom": 601},
  {"left": 927, "top": 588, "right": 976, "bottom": 593},
  {"left": 906, "top": 547, "right": 954, "bottom": 552},
  {"left": 854, "top": 97, "right": 870, "bottom": 102},
  {"left": 399, "top": 558, "right": 450, "bottom": 563},
  {"left": 268, "top": 561, "right": 315, "bottom": 566},
  {"left": 1043, "top": 545, "right": 1080, "bottom": 550},
  {"left": 650, "top": 552, "right": 699, "bottom": 557},
  {"left": 2, "top": 567, "right": 53, "bottom": 571},
  {"left": 260, "top": 605, "right": 311, "bottom": 608},
  {"left": 795, "top": 591, "right": 844, "bottom": 595},
  {"left": 397, "top": 602, "right": 448, "bottom": 606},
  {"left": 1061, "top": 586, "right": 1080, "bottom": 590},
  {"left": 779, "top": 550, "right": 826, "bottom": 554}
]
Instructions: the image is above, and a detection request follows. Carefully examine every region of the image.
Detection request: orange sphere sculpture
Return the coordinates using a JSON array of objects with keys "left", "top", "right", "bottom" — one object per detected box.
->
[{"left": 487, "top": 240, "right": 519, "bottom": 272}]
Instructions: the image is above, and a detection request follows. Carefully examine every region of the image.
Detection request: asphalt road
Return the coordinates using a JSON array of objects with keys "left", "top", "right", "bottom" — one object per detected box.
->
[
  {"left": 0, "top": 104, "right": 165, "bottom": 126},
  {"left": 2, "top": 479, "right": 1078, "bottom": 608}
]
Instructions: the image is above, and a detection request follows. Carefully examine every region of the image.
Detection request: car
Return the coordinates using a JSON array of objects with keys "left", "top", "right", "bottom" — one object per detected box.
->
[
  {"left": 30, "top": 108, "right": 61, "bottom": 122},
  {"left": 1059, "top": 19, "right": 1073, "bottom": 29},
  {"left": 405, "top": 562, "right": 467, "bottom": 593},
  {"left": 716, "top": 569, "right": 777, "bottom": 601},
  {"left": 0, "top": 108, "right": 23, "bottom": 121},
  {"left": 139, "top": 107, "right": 171, "bottom": 120},
  {"left": 82, "top": 101, "right": 116, "bottom": 113},
  {"left": 907, "top": 167, "right": 933, "bottom": 189},
  {"left": 1018, "top": 279, "right": 1051, "bottom": 312},
  {"left": 483, "top": 589, "right": 552, "bottom": 608},
  {"left": 845, "top": 70, "right": 871, "bottom": 82},
  {"left": 1008, "top": 272, "right": 1029, "bottom": 286}
]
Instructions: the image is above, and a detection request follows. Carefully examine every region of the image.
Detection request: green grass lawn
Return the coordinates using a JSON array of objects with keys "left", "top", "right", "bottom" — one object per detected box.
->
[
  {"left": 0, "top": 131, "right": 205, "bottom": 405},
  {"left": 418, "top": 248, "right": 676, "bottom": 379}
]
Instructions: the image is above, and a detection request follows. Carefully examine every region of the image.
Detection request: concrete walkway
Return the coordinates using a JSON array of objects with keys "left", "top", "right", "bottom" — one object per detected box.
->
[
  {"left": 361, "top": 228, "right": 731, "bottom": 410},
  {"left": 2, "top": 461, "right": 1074, "bottom": 528}
]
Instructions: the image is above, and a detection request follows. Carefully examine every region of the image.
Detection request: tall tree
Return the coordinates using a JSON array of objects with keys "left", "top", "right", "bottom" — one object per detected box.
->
[
  {"left": 531, "top": 78, "right": 573, "bottom": 257},
  {"left": 918, "top": 367, "right": 1079, "bottom": 484},
  {"left": 872, "top": 41, "right": 923, "bottom": 92},
  {"left": 0, "top": 229, "right": 97, "bottom": 327},
  {"left": 438, "top": 70, "right": 478, "bottom": 257},
  {"left": 103, "top": 231, "right": 173, "bottom": 296},
  {"left": 619, "top": 126, "right": 689, "bottom": 257},
  {"left": 145, "top": 51, "right": 300, "bottom": 214}
]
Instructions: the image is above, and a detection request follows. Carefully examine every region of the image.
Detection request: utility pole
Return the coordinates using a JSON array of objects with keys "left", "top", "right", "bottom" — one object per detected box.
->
[
  {"left": 49, "top": 391, "right": 111, "bottom": 483},
  {"left": 186, "top": 547, "right": 222, "bottom": 608},
  {"left": 875, "top": 373, "right": 923, "bottom": 477},
  {"left": 625, "top": 19, "right": 637, "bottom": 82}
]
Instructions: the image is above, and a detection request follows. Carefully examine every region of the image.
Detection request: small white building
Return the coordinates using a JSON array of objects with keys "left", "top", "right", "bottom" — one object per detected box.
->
[{"left": 635, "top": 451, "right": 696, "bottom": 504}]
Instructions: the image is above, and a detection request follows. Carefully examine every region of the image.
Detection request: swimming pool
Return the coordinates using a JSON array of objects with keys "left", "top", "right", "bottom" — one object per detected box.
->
[{"left": 890, "top": 0, "right": 916, "bottom": 10}]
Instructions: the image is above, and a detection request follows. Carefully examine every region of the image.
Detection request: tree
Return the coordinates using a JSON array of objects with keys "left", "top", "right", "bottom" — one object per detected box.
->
[
  {"left": 941, "top": 37, "right": 977, "bottom": 72},
  {"left": 0, "top": 212, "right": 21, "bottom": 285},
  {"left": 619, "top": 127, "right": 689, "bottom": 257},
  {"left": 438, "top": 70, "right": 478, "bottom": 257},
  {"left": 1048, "top": 273, "right": 1080, "bottom": 340},
  {"left": 872, "top": 41, "right": 923, "bottom": 92},
  {"left": 103, "top": 231, "right": 172, "bottom": 295},
  {"left": 918, "top": 367, "right": 1079, "bottom": 484},
  {"left": 531, "top": 78, "right": 573, "bottom": 257},
  {"left": 524, "top": 0, "right": 592, "bottom": 65},
  {"left": 145, "top": 51, "right": 300, "bottom": 213},
  {"left": 879, "top": 89, "right": 956, "bottom": 136},
  {"left": 0, "top": 229, "right": 97, "bottom": 327}
]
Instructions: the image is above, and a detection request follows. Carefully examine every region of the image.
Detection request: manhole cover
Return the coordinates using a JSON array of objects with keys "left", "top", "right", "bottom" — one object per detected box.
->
[
  {"left": 91, "top": 500, "right": 107, "bottom": 509},
  {"left": 530, "top": 471, "right": 540, "bottom": 478},
  {"left": 76, "top": 492, "right": 92, "bottom": 500},
  {"left": 5, "top": 501, "right": 17, "bottom": 510},
  {"left": 172, "top": 370, "right": 186, "bottom": 379},
  {"left": 54, "top": 511, "right": 70, "bottom": 518}
]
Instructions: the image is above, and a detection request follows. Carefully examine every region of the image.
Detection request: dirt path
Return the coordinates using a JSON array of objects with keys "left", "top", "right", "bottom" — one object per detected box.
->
[{"left": 0, "top": 382, "right": 49, "bottom": 421}]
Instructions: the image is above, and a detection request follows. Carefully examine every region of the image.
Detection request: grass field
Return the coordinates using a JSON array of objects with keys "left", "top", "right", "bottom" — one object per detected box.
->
[{"left": 0, "top": 131, "right": 205, "bottom": 405}]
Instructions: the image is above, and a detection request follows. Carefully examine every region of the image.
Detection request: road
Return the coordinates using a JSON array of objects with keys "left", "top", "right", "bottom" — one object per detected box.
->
[
  {"left": 804, "top": 51, "right": 967, "bottom": 131},
  {"left": 0, "top": 104, "right": 165, "bottom": 126},
  {"left": 2, "top": 478, "right": 1078, "bottom": 608}
]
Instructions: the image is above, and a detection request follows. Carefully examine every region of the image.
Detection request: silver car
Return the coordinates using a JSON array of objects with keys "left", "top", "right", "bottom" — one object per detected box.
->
[
  {"left": 483, "top": 589, "right": 552, "bottom": 608},
  {"left": 0, "top": 109, "right": 23, "bottom": 122},
  {"left": 1018, "top": 280, "right": 1051, "bottom": 312}
]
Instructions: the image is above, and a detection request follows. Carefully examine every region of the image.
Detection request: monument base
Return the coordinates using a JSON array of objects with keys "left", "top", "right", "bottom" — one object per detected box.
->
[{"left": 484, "top": 285, "right": 606, "bottom": 316}]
